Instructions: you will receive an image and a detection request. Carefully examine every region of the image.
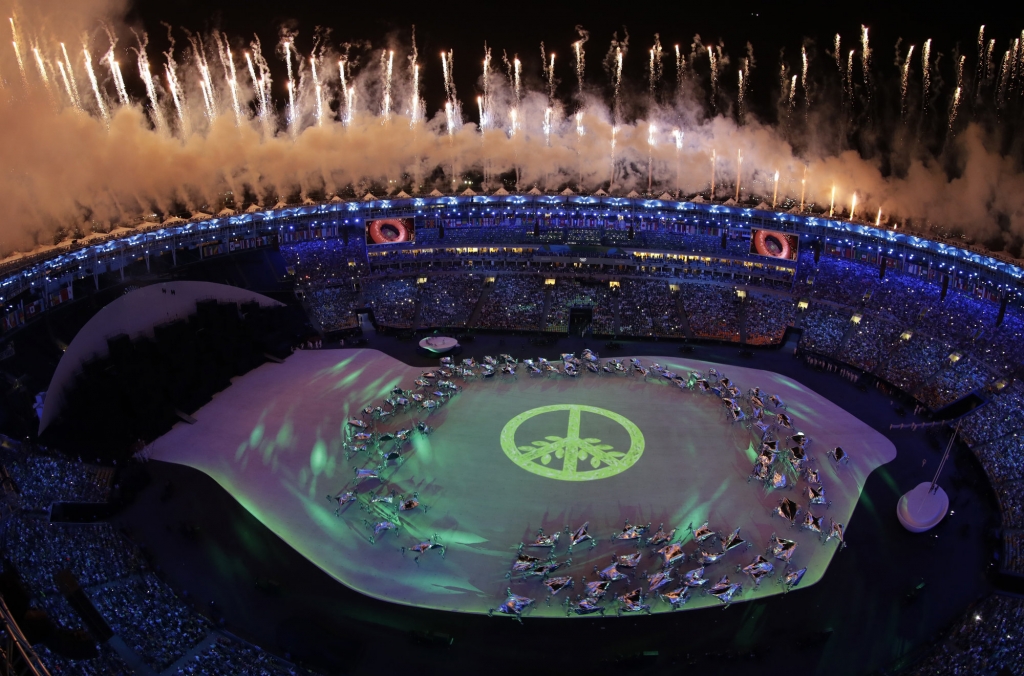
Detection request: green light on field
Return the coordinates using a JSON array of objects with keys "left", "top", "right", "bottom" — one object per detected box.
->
[
  {"left": 275, "top": 420, "right": 295, "bottom": 448},
  {"left": 310, "top": 438, "right": 327, "bottom": 476}
]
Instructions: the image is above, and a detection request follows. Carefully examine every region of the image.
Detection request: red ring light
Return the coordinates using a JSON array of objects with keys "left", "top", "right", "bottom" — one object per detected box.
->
[
  {"left": 368, "top": 218, "right": 411, "bottom": 244},
  {"left": 753, "top": 230, "right": 792, "bottom": 259}
]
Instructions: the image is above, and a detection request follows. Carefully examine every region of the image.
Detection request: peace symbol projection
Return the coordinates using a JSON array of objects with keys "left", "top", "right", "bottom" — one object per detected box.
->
[{"left": 500, "top": 404, "right": 645, "bottom": 481}]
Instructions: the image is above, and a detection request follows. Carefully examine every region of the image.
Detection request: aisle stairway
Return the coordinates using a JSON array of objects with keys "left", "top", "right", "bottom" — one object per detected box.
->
[
  {"left": 674, "top": 294, "right": 696, "bottom": 339},
  {"left": 539, "top": 288, "right": 553, "bottom": 331},
  {"left": 467, "top": 282, "right": 494, "bottom": 327},
  {"left": 411, "top": 289, "right": 426, "bottom": 330},
  {"left": 738, "top": 300, "right": 749, "bottom": 344}
]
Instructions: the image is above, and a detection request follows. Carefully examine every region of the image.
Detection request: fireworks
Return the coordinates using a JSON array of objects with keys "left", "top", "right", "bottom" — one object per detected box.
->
[{"left": 1, "top": 12, "right": 1022, "bottom": 240}]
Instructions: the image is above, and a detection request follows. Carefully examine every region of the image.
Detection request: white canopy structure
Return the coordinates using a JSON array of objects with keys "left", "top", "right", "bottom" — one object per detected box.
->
[
  {"left": 395, "top": 190, "right": 412, "bottom": 199},
  {"left": 658, "top": 192, "right": 674, "bottom": 200},
  {"left": 461, "top": 188, "right": 477, "bottom": 196},
  {"left": 245, "top": 203, "right": 262, "bottom": 213},
  {"left": 429, "top": 189, "right": 444, "bottom": 197},
  {"left": 361, "top": 192, "right": 377, "bottom": 201},
  {"left": 492, "top": 187, "right": 510, "bottom": 196},
  {"left": 626, "top": 190, "right": 641, "bottom": 198},
  {"left": 560, "top": 188, "right": 575, "bottom": 196},
  {"left": 39, "top": 282, "right": 284, "bottom": 435},
  {"left": 527, "top": 187, "right": 542, "bottom": 195}
]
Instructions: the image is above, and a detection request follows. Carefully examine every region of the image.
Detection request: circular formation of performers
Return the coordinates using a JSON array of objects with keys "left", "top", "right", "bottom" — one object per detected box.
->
[{"left": 326, "top": 351, "right": 849, "bottom": 618}]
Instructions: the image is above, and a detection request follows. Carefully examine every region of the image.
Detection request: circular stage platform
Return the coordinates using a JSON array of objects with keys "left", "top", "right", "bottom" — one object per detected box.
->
[
  {"left": 897, "top": 482, "right": 949, "bottom": 532},
  {"left": 150, "top": 349, "right": 896, "bottom": 618},
  {"left": 418, "top": 336, "right": 459, "bottom": 354}
]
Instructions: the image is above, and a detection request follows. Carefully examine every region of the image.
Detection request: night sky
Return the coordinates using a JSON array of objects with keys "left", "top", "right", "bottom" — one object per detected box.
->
[{"left": 126, "top": 0, "right": 1024, "bottom": 121}]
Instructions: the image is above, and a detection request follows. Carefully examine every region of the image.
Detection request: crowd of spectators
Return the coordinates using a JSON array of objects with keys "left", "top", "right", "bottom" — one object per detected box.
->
[
  {"left": 972, "top": 435, "right": 1024, "bottom": 486},
  {"left": 417, "top": 276, "right": 483, "bottom": 328},
  {"left": 878, "top": 336, "right": 952, "bottom": 393},
  {"left": 173, "top": 637, "right": 322, "bottom": 676},
  {"left": 909, "top": 595, "right": 1024, "bottom": 675},
  {"left": 473, "top": 276, "right": 547, "bottom": 331},
  {"left": 421, "top": 226, "right": 531, "bottom": 246},
  {"left": 744, "top": 293, "right": 796, "bottom": 345},
  {"left": 976, "top": 312, "right": 1024, "bottom": 375},
  {"left": 995, "top": 479, "right": 1024, "bottom": 530},
  {"left": 3, "top": 518, "right": 145, "bottom": 598},
  {"left": 679, "top": 283, "right": 741, "bottom": 342},
  {"left": 960, "top": 385, "right": 1024, "bottom": 446},
  {"left": 869, "top": 273, "right": 940, "bottom": 325},
  {"left": 919, "top": 290, "right": 999, "bottom": 347},
  {"left": 35, "top": 644, "right": 134, "bottom": 676},
  {"left": 838, "top": 316, "right": 902, "bottom": 373},
  {"left": 89, "top": 574, "right": 210, "bottom": 671},
  {"left": 1003, "top": 530, "right": 1024, "bottom": 574},
  {"left": 618, "top": 280, "right": 688, "bottom": 337},
  {"left": 545, "top": 281, "right": 602, "bottom": 332},
  {"left": 1, "top": 514, "right": 321, "bottom": 676},
  {"left": 810, "top": 258, "right": 878, "bottom": 307},
  {"left": 917, "top": 357, "right": 992, "bottom": 410},
  {"left": 361, "top": 277, "right": 419, "bottom": 328},
  {"left": 0, "top": 453, "right": 112, "bottom": 511},
  {"left": 305, "top": 286, "right": 358, "bottom": 332},
  {"left": 798, "top": 305, "right": 849, "bottom": 355},
  {"left": 282, "top": 238, "right": 366, "bottom": 287}
]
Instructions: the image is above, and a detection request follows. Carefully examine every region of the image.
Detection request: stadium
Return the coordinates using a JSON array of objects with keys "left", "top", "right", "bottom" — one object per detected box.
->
[
  {"left": 0, "top": 190, "right": 1022, "bottom": 675},
  {"left": 7, "top": 0, "right": 1024, "bottom": 673}
]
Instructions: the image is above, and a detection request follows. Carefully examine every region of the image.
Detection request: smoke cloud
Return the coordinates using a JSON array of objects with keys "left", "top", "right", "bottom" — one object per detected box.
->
[{"left": 1, "top": 0, "right": 1024, "bottom": 258}]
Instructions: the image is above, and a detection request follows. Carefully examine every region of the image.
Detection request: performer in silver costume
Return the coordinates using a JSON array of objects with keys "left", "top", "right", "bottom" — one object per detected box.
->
[
  {"left": 647, "top": 570, "right": 673, "bottom": 593},
  {"left": 775, "top": 497, "right": 800, "bottom": 525},
  {"left": 769, "top": 533, "right": 798, "bottom": 562},
  {"left": 740, "top": 555, "right": 774, "bottom": 586},
  {"left": 521, "top": 529, "right": 560, "bottom": 550},
  {"left": 781, "top": 567, "right": 808, "bottom": 590},
  {"left": 569, "top": 596, "right": 605, "bottom": 616},
  {"left": 543, "top": 576, "right": 574, "bottom": 596},
  {"left": 706, "top": 576, "right": 743, "bottom": 605},
  {"left": 690, "top": 522, "right": 716, "bottom": 543},
  {"left": 329, "top": 491, "right": 357, "bottom": 516},
  {"left": 660, "top": 586, "right": 691, "bottom": 609},
  {"left": 682, "top": 566, "right": 709, "bottom": 587},
  {"left": 825, "top": 519, "right": 846, "bottom": 549},
  {"left": 646, "top": 524, "right": 676, "bottom": 547},
  {"left": 566, "top": 521, "right": 595, "bottom": 549},
  {"left": 616, "top": 588, "right": 652, "bottom": 615},
  {"left": 612, "top": 520, "right": 650, "bottom": 541},
  {"left": 830, "top": 446, "right": 850, "bottom": 465},
  {"left": 656, "top": 542, "right": 687, "bottom": 568},
  {"left": 409, "top": 535, "right": 446, "bottom": 562},
  {"left": 367, "top": 519, "right": 397, "bottom": 544},
  {"left": 595, "top": 563, "right": 629, "bottom": 582},
  {"left": 583, "top": 579, "right": 612, "bottom": 599},
  {"left": 615, "top": 552, "right": 642, "bottom": 568},
  {"left": 490, "top": 588, "right": 535, "bottom": 622}
]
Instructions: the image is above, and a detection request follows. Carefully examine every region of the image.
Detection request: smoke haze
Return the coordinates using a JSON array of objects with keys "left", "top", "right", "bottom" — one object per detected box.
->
[{"left": 2, "top": 0, "right": 1024, "bottom": 257}]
